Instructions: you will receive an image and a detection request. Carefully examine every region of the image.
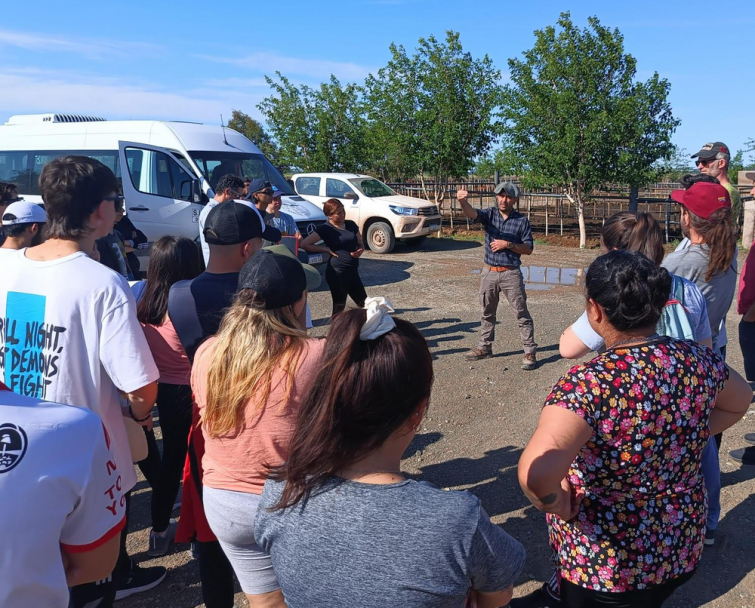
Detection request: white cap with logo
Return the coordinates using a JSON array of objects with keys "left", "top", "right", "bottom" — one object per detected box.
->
[{"left": 2, "top": 201, "right": 47, "bottom": 226}]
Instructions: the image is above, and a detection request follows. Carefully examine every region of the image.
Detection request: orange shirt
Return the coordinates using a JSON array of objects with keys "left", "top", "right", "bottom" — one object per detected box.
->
[{"left": 192, "top": 336, "right": 325, "bottom": 494}]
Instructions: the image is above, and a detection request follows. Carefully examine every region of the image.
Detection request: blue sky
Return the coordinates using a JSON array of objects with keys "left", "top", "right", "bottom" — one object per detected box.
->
[{"left": 1, "top": 0, "right": 753, "bottom": 164}]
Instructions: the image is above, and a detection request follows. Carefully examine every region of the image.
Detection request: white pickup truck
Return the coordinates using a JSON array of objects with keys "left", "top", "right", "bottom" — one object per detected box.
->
[{"left": 290, "top": 172, "right": 442, "bottom": 254}]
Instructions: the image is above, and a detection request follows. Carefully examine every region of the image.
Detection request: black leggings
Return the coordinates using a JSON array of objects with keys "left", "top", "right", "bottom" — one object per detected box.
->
[
  {"left": 560, "top": 570, "right": 695, "bottom": 608},
  {"left": 136, "top": 383, "right": 193, "bottom": 532},
  {"left": 197, "top": 540, "right": 236, "bottom": 608},
  {"left": 325, "top": 263, "right": 367, "bottom": 316}
]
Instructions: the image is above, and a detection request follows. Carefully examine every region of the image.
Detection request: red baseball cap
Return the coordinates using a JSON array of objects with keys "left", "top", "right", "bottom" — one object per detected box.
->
[{"left": 670, "top": 182, "right": 731, "bottom": 219}]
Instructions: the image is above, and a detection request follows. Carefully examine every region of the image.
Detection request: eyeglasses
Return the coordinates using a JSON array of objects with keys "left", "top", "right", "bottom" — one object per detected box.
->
[
  {"left": 6, "top": 197, "right": 24, "bottom": 204},
  {"left": 103, "top": 195, "right": 125, "bottom": 211},
  {"left": 258, "top": 189, "right": 274, "bottom": 196},
  {"left": 696, "top": 158, "right": 718, "bottom": 167}
]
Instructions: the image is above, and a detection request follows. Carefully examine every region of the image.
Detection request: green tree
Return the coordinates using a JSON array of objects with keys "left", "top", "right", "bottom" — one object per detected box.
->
[
  {"left": 365, "top": 31, "right": 504, "bottom": 212},
  {"left": 501, "top": 13, "right": 679, "bottom": 247},
  {"left": 226, "top": 110, "right": 279, "bottom": 165},
  {"left": 655, "top": 146, "right": 694, "bottom": 181},
  {"left": 474, "top": 147, "right": 521, "bottom": 179},
  {"left": 258, "top": 73, "right": 367, "bottom": 173}
]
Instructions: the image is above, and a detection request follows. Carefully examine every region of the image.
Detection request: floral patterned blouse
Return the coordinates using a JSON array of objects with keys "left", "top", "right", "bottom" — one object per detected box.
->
[{"left": 545, "top": 337, "right": 727, "bottom": 592}]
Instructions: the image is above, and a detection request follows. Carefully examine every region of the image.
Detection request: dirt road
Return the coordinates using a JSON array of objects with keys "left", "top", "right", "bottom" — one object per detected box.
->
[{"left": 122, "top": 239, "right": 755, "bottom": 608}]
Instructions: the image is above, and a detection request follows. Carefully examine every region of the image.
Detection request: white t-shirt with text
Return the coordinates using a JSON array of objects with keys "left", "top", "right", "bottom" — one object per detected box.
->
[
  {"left": 0, "top": 388, "right": 126, "bottom": 608},
  {"left": 0, "top": 249, "right": 159, "bottom": 492}
]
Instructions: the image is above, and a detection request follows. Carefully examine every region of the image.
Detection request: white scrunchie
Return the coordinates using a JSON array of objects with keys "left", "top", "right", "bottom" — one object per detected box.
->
[{"left": 360, "top": 297, "right": 396, "bottom": 341}]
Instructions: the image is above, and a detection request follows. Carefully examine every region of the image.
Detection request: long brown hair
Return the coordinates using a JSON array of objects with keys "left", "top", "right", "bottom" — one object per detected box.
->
[
  {"left": 684, "top": 206, "right": 737, "bottom": 281},
  {"left": 201, "top": 289, "right": 308, "bottom": 438},
  {"left": 137, "top": 236, "right": 201, "bottom": 325},
  {"left": 270, "top": 309, "right": 434, "bottom": 510},
  {"left": 600, "top": 211, "right": 664, "bottom": 265}
]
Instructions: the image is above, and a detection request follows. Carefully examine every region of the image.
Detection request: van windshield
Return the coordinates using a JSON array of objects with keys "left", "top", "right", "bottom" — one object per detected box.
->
[
  {"left": 348, "top": 178, "right": 395, "bottom": 197},
  {"left": 190, "top": 151, "right": 294, "bottom": 195}
]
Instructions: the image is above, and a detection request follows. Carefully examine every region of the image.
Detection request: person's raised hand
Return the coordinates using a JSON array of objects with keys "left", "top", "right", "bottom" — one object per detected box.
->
[{"left": 457, "top": 189, "right": 469, "bottom": 204}]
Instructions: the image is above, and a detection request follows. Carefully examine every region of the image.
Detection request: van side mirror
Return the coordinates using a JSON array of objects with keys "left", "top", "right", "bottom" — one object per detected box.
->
[
  {"left": 343, "top": 191, "right": 358, "bottom": 200},
  {"left": 287, "top": 179, "right": 295, "bottom": 192}
]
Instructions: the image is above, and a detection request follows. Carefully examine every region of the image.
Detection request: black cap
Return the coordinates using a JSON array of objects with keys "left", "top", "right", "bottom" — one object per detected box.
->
[
  {"left": 691, "top": 142, "right": 730, "bottom": 160},
  {"left": 247, "top": 178, "right": 272, "bottom": 194},
  {"left": 238, "top": 249, "right": 306, "bottom": 309},
  {"left": 204, "top": 202, "right": 265, "bottom": 245}
]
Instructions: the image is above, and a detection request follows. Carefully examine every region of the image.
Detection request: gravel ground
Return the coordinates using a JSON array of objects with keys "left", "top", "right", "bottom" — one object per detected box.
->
[{"left": 121, "top": 239, "right": 755, "bottom": 608}]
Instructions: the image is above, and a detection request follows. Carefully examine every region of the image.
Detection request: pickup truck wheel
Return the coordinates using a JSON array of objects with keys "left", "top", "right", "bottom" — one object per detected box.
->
[
  {"left": 403, "top": 235, "right": 427, "bottom": 248},
  {"left": 366, "top": 221, "right": 395, "bottom": 254}
]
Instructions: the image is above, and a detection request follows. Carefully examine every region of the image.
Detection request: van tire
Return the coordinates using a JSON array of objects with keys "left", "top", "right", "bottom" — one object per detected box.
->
[
  {"left": 403, "top": 235, "right": 427, "bottom": 248},
  {"left": 366, "top": 222, "right": 395, "bottom": 254}
]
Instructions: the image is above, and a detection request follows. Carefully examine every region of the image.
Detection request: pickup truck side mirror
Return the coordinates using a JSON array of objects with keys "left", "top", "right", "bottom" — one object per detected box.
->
[{"left": 343, "top": 191, "right": 358, "bottom": 200}]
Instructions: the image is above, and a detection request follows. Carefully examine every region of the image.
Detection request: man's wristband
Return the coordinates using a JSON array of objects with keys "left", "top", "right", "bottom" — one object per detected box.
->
[{"left": 129, "top": 404, "right": 151, "bottom": 422}]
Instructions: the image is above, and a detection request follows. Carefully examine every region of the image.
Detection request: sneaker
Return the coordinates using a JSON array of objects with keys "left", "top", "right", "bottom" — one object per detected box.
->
[
  {"left": 704, "top": 527, "right": 716, "bottom": 546},
  {"left": 465, "top": 347, "right": 492, "bottom": 361},
  {"left": 148, "top": 519, "right": 178, "bottom": 557},
  {"left": 115, "top": 562, "right": 167, "bottom": 601},
  {"left": 744, "top": 433, "right": 755, "bottom": 446},
  {"left": 729, "top": 447, "right": 755, "bottom": 465},
  {"left": 522, "top": 353, "right": 537, "bottom": 370},
  {"left": 510, "top": 584, "right": 562, "bottom": 607}
]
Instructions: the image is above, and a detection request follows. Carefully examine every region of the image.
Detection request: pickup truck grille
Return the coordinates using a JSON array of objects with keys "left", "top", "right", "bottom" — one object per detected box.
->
[{"left": 417, "top": 206, "right": 439, "bottom": 216}]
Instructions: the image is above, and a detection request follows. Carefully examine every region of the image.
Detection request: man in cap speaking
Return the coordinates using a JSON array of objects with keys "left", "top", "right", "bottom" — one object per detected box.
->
[
  {"left": 457, "top": 182, "right": 537, "bottom": 370},
  {"left": 691, "top": 141, "right": 742, "bottom": 225}
]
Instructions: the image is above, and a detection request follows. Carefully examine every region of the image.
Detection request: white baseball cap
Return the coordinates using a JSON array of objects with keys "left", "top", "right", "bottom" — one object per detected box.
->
[{"left": 2, "top": 201, "right": 47, "bottom": 226}]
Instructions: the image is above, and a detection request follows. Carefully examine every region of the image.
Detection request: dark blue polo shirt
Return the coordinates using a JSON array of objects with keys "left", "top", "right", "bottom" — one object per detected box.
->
[{"left": 476, "top": 208, "right": 533, "bottom": 268}]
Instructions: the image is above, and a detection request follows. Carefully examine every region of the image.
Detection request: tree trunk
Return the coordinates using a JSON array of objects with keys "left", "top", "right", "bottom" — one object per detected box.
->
[{"left": 565, "top": 192, "right": 587, "bottom": 248}]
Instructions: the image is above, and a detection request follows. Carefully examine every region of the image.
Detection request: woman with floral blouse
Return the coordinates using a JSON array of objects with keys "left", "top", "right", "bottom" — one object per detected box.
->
[{"left": 519, "top": 250, "right": 751, "bottom": 608}]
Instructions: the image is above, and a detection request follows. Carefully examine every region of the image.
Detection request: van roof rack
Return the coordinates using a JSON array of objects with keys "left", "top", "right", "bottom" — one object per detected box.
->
[{"left": 5, "top": 113, "right": 108, "bottom": 125}]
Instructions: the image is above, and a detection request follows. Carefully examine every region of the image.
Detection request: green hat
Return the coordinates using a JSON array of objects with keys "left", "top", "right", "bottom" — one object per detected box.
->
[{"left": 263, "top": 244, "right": 322, "bottom": 291}]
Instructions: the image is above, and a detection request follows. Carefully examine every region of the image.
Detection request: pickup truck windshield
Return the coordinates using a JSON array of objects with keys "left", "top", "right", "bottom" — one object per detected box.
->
[
  {"left": 190, "top": 151, "right": 294, "bottom": 196},
  {"left": 349, "top": 178, "right": 395, "bottom": 197}
]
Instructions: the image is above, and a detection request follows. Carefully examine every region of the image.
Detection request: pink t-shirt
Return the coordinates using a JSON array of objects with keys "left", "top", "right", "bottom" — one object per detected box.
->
[
  {"left": 193, "top": 336, "right": 325, "bottom": 494},
  {"left": 738, "top": 245, "right": 755, "bottom": 315},
  {"left": 141, "top": 318, "right": 192, "bottom": 385}
]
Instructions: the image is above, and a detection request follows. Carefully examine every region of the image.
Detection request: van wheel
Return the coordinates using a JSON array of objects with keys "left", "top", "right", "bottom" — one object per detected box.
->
[
  {"left": 403, "top": 235, "right": 427, "bottom": 248},
  {"left": 366, "top": 222, "right": 395, "bottom": 254}
]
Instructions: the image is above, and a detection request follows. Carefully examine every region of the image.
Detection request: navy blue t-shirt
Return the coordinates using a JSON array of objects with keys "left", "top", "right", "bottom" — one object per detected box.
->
[{"left": 168, "top": 271, "right": 239, "bottom": 362}]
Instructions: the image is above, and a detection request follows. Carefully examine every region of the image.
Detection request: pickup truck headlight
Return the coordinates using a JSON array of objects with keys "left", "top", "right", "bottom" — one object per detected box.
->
[{"left": 389, "top": 205, "right": 418, "bottom": 216}]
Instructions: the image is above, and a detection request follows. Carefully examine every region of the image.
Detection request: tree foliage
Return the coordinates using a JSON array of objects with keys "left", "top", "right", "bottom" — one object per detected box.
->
[
  {"left": 501, "top": 12, "right": 679, "bottom": 246},
  {"left": 227, "top": 110, "right": 278, "bottom": 165},
  {"left": 364, "top": 32, "right": 504, "bottom": 205},
  {"left": 257, "top": 73, "right": 366, "bottom": 173}
]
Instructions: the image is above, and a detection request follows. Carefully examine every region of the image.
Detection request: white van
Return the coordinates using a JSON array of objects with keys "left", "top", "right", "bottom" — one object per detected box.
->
[
  {"left": 291, "top": 172, "right": 441, "bottom": 254},
  {"left": 0, "top": 113, "right": 328, "bottom": 265}
]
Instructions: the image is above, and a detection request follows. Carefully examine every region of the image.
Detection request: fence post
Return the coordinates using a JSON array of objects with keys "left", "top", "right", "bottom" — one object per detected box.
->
[
  {"left": 629, "top": 186, "right": 639, "bottom": 214},
  {"left": 665, "top": 197, "right": 670, "bottom": 243},
  {"left": 545, "top": 199, "right": 549, "bottom": 236},
  {"left": 494, "top": 170, "right": 500, "bottom": 186}
]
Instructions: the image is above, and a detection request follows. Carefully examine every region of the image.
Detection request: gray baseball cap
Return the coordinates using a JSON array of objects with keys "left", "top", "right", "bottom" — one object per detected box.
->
[{"left": 493, "top": 181, "right": 521, "bottom": 198}]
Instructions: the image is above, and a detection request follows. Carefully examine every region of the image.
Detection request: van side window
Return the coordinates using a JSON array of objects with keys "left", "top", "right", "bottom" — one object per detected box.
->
[
  {"left": 326, "top": 178, "right": 354, "bottom": 198},
  {"left": 0, "top": 151, "right": 30, "bottom": 193},
  {"left": 125, "top": 147, "right": 194, "bottom": 202},
  {"left": 296, "top": 177, "right": 320, "bottom": 196}
]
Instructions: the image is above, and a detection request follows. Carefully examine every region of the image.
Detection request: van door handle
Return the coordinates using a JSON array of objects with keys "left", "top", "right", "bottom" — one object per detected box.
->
[{"left": 129, "top": 206, "right": 150, "bottom": 211}]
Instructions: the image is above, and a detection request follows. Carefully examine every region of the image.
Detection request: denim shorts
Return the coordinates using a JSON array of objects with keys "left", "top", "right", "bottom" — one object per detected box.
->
[{"left": 203, "top": 486, "right": 279, "bottom": 595}]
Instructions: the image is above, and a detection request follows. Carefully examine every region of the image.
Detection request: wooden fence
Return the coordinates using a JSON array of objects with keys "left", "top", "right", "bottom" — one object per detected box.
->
[{"left": 386, "top": 180, "right": 684, "bottom": 241}]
